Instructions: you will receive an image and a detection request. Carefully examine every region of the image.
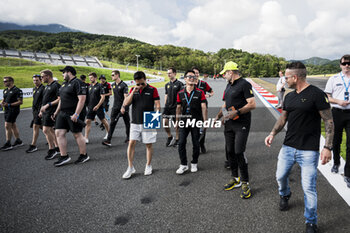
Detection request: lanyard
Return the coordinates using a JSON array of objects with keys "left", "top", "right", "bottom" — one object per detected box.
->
[
  {"left": 197, "top": 80, "right": 201, "bottom": 89},
  {"left": 340, "top": 72, "right": 350, "bottom": 92},
  {"left": 184, "top": 90, "right": 195, "bottom": 107}
]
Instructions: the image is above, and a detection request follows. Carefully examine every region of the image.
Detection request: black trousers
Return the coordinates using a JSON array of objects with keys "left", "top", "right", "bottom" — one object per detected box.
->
[
  {"left": 107, "top": 108, "right": 130, "bottom": 141},
  {"left": 224, "top": 120, "right": 250, "bottom": 182},
  {"left": 178, "top": 126, "right": 200, "bottom": 165},
  {"left": 332, "top": 108, "right": 350, "bottom": 177}
]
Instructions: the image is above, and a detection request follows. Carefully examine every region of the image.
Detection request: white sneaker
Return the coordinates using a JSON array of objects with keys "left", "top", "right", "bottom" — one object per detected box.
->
[
  {"left": 144, "top": 164, "right": 152, "bottom": 176},
  {"left": 176, "top": 165, "right": 189, "bottom": 175},
  {"left": 104, "top": 133, "right": 108, "bottom": 140},
  {"left": 191, "top": 163, "right": 198, "bottom": 173},
  {"left": 122, "top": 166, "right": 136, "bottom": 179},
  {"left": 85, "top": 138, "right": 89, "bottom": 144}
]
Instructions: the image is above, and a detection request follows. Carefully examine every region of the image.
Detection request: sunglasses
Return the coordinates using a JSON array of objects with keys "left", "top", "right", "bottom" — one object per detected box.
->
[
  {"left": 186, "top": 75, "right": 197, "bottom": 79},
  {"left": 341, "top": 62, "right": 350, "bottom": 66},
  {"left": 111, "top": 74, "right": 115, "bottom": 76},
  {"left": 3, "top": 80, "right": 8, "bottom": 83},
  {"left": 136, "top": 83, "right": 146, "bottom": 86}
]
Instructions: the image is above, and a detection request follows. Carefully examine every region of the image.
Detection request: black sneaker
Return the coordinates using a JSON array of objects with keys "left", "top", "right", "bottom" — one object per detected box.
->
[
  {"left": 12, "top": 138, "right": 23, "bottom": 148},
  {"left": 100, "top": 124, "right": 105, "bottom": 131},
  {"left": 166, "top": 136, "right": 175, "bottom": 147},
  {"left": 45, "top": 149, "right": 58, "bottom": 160},
  {"left": 26, "top": 145, "right": 38, "bottom": 153},
  {"left": 331, "top": 164, "right": 339, "bottom": 173},
  {"left": 279, "top": 192, "right": 292, "bottom": 211},
  {"left": 224, "top": 160, "right": 230, "bottom": 169},
  {"left": 102, "top": 140, "right": 111, "bottom": 147},
  {"left": 54, "top": 155, "right": 71, "bottom": 167},
  {"left": 240, "top": 182, "right": 252, "bottom": 199},
  {"left": 173, "top": 139, "right": 179, "bottom": 147},
  {"left": 95, "top": 121, "right": 99, "bottom": 126},
  {"left": 74, "top": 154, "right": 90, "bottom": 164},
  {"left": 124, "top": 138, "right": 129, "bottom": 144},
  {"left": 200, "top": 144, "right": 207, "bottom": 154},
  {"left": 1, "top": 142, "right": 13, "bottom": 151},
  {"left": 306, "top": 223, "right": 318, "bottom": 233},
  {"left": 55, "top": 147, "right": 60, "bottom": 155}
]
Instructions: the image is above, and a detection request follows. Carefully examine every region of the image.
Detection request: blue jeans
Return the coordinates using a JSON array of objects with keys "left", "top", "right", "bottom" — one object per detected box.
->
[{"left": 276, "top": 145, "right": 319, "bottom": 224}]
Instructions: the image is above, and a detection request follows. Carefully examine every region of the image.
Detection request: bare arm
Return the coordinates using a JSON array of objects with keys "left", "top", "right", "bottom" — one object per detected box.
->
[
  {"left": 319, "top": 108, "right": 334, "bottom": 164},
  {"left": 327, "top": 93, "right": 350, "bottom": 107},
  {"left": 215, "top": 103, "right": 226, "bottom": 121},
  {"left": 71, "top": 95, "right": 86, "bottom": 122},
  {"left": 264, "top": 110, "right": 288, "bottom": 147},
  {"left": 154, "top": 100, "right": 161, "bottom": 112},
  {"left": 201, "top": 102, "right": 208, "bottom": 122},
  {"left": 164, "top": 94, "right": 168, "bottom": 107},
  {"left": 228, "top": 97, "right": 256, "bottom": 120},
  {"left": 93, "top": 95, "right": 105, "bottom": 111}
]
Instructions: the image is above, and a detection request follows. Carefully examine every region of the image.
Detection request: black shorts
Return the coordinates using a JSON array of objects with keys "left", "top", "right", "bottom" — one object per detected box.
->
[
  {"left": 4, "top": 108, "right": 20, "bottom": 123},
  {"left": 55, "top": 111, "right": 86, "bottom": 133},
  {"left": 32, "top": 110, "right": 42, "bottom": 125},
  {"left": 42, "top": 110, "right": 55, "bottom": 127},
  {"left": 163, "top": 107, "right": 176, "bottom": 119},
  {"left": 87, "top": 107, "right": 105, "bottom": 120}
]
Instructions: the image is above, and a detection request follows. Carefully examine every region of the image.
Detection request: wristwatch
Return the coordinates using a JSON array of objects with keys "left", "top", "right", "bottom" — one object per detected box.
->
[
  {"left": 236, "top": 109, "right": 241, "bottom": 116},
  {"left": 323, "top": 146, "right": 333, "bottom": 151}
]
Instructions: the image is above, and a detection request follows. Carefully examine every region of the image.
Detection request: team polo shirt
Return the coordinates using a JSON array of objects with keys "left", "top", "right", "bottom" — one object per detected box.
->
[
  {"left": 222, "top": 78, "right": 254, "bottom": 124},
  {"left": 59, "top": 77, "right": 87, "bottom": 112},
  {"left": 130, "top": 84, "right": 160, "bottom": 124},
  {"left": 165, "top": 79, "right": 184, "bottom": 109},
  {"left": 87, "top": 82, "right": 105, "bottom": 109},
  {"left": 42, "top": 80, "right": 61, "bottom": 112},
  {"left": 324, "top": 72, "right": 350, "bottom": 109},
  {"left": 177, "top": 88, "right": 206, "bottom": 121},
  {"left": 112, "top": 80, "right": 128, "bottom": 110},
  {"left": 32, "top": 84, "right": 45, "bottom": 111},
  {"left": 3, "top": 85, "right": 23, "bottom": 112},
  {"left": 196, "top": 80, "right": 212, "bottom": 94},
  {"left": 283, "top": 85, "right": 330, "bottom": 151},
  {"left": 101, "top": 82, "right": 111, "bottom": 103}
]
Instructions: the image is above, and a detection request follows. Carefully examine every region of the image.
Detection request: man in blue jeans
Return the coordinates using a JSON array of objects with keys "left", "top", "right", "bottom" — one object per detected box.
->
[{"left": 265, "top": 62, "right": 334, "bottom": 233}]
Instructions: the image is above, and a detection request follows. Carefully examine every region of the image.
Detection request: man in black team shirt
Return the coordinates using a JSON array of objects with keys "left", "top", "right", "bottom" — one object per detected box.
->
[
  {"left": 163, "top": 67, "right": 183, "bottom": 147},
  {"left": 175, "top": 70, "right": 207, "bottom": 175},
  {"left": 39, "top": 69, "right": 60, "bottom": 160},
  {"left": 84, "top": 72, "right": 110, "bottom": 143},
  {"left": 192, "top": 67, "right": 214, "bottom": 154},
  {"left": 26, "top": 74, "right": 45, "bottom": 153},
  {"left": 122, "top": 71, "right": 160, "bottom": 179},
  {"left": 53, "top": 66, "right": 88, "bottom": 167},
  {"left": 99, "top": 75, "right": 112, "bottom": 113},
  {"left": 214, "top": 61, "right": 256, "bottom": 199},
  {"left": 102, "top": 70, "right": 130, "bottom": 147},
  {"left": 1, "top": 76, "right": 23, "bottom": 151},
  {"left": 265, "top": 62, "right": 334, "bottom": 233}
]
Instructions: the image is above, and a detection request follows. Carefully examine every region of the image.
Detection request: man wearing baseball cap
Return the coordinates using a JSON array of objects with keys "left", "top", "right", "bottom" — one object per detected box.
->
[{"left": 215, "top": 61, "right": 256, "bottom": 199}]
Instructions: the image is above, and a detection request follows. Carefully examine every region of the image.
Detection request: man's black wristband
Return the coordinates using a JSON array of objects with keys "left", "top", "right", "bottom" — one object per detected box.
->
[{"left": 324, "top": 146, "right": 332, "bottom": 151}]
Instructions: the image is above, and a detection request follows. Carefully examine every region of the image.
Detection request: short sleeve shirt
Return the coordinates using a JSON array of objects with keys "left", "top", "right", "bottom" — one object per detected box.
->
[
  {"left": 112, "top": 80, "right": 128, "bottom": 110},
  {"left": 101, "top": 82, "right": 111, "bottom": 103},
  {"left": 3, "top": 85, "right": 23, "bottom": 112},
  {"left": 87, "top": 82, "right": 105, "bottom": 109},
  {"left": 324, "top": 72, "right": 350, "bottom": 109},
  {"left": 222, "top": 78, "right": 254, "bottom": 124},
  {"left": 42, "top": 81, "right": 61, "bottom": 113},
  {"left": 165, "top": 79, "right": 184, "bottom": 109},
  {"left": 59, "top": 77, "right": 87, "bottom": 113},
  {"left": 283, "top": 85, "right": 330, "bottom": 150},
  {"left": 130, "top": 84, "right": 160, "bottom": 124},
  {"left": 177, "top": 88, "right": 206, "bottom": 121},
  {"left": 196, "top": 80, "right": 212, "bottom": 94},
  {"left": 32, "top": 84, "right": 45, "bottom": 111}
]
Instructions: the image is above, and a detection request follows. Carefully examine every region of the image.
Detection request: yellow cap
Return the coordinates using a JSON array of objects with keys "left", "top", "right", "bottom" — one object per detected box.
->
[{"left": 220, "top": 61, "right": 239, "bottom": 74}]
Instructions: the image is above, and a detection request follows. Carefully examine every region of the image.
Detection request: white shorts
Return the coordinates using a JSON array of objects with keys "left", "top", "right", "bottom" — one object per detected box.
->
[{"left": 130, "top": 124, "right": 157, "bottom": 144}]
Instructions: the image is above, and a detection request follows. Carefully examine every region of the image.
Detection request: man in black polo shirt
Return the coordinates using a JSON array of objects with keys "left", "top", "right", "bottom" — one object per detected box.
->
[
  {"left": 193, "top": 67, "right": 214, "bottom": 154},
  {"left": 265, "top": 62, "right": 333, "bottom": 233},
  {"left": 53, "top": 66, "right": 88, "bottom": 167},
  {"left": 39, "top": 69, "right": 60, "bottom": 160},
  {"left": 163, "top": 67, "right": 183, "bottom": 147},
  {"left": 214, "top": 61, "right": 256, "bottom": 199},
  {"left": 122, "top": 71, "right": 160, "bottom": 179},
  {"left": 99, "top": 75, "right": 112, "bottom": 113},
  {"left": 102, "top": 70, "right": 130, "bottom": 147},
  {"left": 26, "top": 74, "right": 45, "bottom": 153},
  {"left": 84, "top": 72, "right": 109, "bottom": 143},
  {"left": 1, "top": 76, "right": 23, "bottom": 151},
  {"left": 175, "top": 70, "right": 207, "bottom": 175}
]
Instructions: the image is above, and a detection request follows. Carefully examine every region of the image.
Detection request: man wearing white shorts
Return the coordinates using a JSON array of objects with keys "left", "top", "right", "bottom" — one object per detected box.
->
[{"left": 121, "top": 71, "right": 160, "bottom": 179}]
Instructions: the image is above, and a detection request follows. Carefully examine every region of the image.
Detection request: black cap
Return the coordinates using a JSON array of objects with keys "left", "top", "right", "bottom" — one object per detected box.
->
[
  {"left": 99, "top": 75, "right": 106, "bottom": 80},
  {"left": 59, "top": 66, "right": 76, "bottom": 75}
]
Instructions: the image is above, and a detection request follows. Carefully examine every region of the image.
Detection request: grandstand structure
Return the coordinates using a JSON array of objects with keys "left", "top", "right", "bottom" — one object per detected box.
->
[{"left": 0, "top": 49, "right": 103, "bottom": 67}]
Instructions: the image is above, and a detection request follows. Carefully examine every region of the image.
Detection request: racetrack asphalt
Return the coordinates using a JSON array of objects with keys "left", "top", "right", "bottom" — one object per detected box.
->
[{"left": 0, "top": 79, "right": 349, "bottom": 233}]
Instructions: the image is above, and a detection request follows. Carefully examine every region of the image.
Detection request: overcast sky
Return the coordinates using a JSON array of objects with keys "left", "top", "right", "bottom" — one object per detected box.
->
[{"left": 1, "top": 0, "right": 349, "bottom": 60}]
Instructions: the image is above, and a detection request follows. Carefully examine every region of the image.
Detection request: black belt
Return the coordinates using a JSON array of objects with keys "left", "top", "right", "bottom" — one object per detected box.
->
[{"left": 333, "top": 107, "right": 350, "bottom": 113}]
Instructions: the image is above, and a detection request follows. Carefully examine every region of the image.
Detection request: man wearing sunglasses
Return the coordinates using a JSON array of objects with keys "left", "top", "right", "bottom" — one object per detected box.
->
[
  {"left": 122, "top": 71, "right": 160, "bottom": 179},
  {"left": 175, "top": 70, "right": 207, "bottom": 175},
  {"left": 325, "top": 54, "right": 350, "bottom": 188},
  {"left": 26, "top": 74, "right": 45, "bottom": 153},
  {"left": 1, "top": 76, "right": 23, "bottom": 151}
]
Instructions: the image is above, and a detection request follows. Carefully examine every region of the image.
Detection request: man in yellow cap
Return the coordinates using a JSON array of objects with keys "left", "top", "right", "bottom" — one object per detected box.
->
[{"left": 215, "top": 61, "right": 256, "bottom": 199}]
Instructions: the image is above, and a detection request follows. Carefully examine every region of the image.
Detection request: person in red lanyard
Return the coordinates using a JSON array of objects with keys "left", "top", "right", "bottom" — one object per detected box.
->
[{"left": 192, "top": 67, "right": 214, "bottom": 154}]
